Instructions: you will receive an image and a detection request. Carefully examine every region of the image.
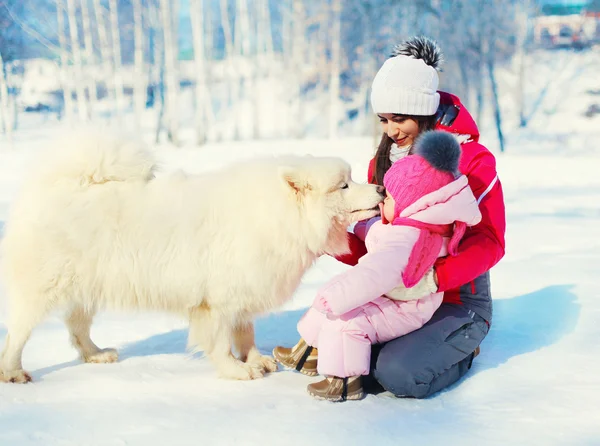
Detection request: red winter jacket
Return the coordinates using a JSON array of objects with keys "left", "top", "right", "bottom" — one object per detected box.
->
[{"left": 336, "top": 91, "right": 506, "bottom": 306}]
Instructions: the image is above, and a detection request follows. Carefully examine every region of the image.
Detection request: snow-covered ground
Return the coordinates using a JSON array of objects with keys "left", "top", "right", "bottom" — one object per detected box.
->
[{"left": 0, "top": 47, "right": 599, "bottom": 445}]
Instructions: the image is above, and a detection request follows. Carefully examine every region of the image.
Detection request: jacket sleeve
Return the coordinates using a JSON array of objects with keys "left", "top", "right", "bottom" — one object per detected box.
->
[
  {"left": 316, "top": 227, "right": 417, "bottom": 315},
  {"left": 334, "top": 232, "right": 367, "bottom": 266},
  {"left": 353, "top": 217, "right": 380, "bottom": 241},
  {"left": 434, "top": 146, "right": 506, "bottom": 292}
]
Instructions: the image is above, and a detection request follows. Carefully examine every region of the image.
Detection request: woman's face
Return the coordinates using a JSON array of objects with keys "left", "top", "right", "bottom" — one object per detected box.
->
[{"left": 378, "top": 114, "right": 421, "bottom": 148}]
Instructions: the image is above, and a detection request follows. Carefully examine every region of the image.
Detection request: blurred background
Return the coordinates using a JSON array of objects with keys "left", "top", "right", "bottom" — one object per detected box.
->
[
  {"left": 1, "top": 4, "right": 600, "bottom": 441},
  {"left": 0, "top": 0, "right": 598, "bottom": 150}
]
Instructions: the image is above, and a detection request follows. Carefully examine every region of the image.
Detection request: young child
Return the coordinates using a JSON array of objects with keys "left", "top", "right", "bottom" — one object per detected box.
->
[{"left": 273, "top": 130, "right": 482, "bottom": 401}]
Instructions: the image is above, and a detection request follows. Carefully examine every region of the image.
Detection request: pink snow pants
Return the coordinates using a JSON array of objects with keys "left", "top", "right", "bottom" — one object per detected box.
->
[{"left": 297, "top": 293, "right": 443, "bottom": 378}]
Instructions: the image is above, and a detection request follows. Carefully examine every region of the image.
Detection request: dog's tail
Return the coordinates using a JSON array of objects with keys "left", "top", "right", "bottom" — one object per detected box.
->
[{"left": 32, "top": 128, "right": 156, "bottom": 189}]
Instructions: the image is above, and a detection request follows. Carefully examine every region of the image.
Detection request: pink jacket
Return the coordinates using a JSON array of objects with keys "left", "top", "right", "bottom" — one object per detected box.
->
[{"left": 315, "top": 175, "right": 481, "bottom": 316}]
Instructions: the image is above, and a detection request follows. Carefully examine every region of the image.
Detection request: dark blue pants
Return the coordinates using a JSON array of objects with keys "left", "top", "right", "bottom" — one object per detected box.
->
[{"left": 367, "top": 273, "right": 492, "bottom": 399}]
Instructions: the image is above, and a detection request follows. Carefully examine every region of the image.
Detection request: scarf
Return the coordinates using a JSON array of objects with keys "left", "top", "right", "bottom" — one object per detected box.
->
[{"left": 392, "top": 217, "right": 467, "bottom": 288}]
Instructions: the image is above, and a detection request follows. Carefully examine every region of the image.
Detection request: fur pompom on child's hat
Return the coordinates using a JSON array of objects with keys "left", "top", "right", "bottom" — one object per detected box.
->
[
  {"left": 371, "top": 36, "right": 443, "bottom": 116},
  {"left": 383, "top": 131, "right": 461, "bottom": 219}
]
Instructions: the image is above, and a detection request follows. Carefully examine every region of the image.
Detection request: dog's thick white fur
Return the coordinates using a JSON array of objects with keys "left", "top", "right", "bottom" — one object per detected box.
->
[{"left": 0, "top": 131, "right": 383, "bottom": 383}]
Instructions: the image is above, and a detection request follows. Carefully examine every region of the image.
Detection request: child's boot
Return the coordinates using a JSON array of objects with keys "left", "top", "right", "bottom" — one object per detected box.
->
[
  {"left": 307, "top": 376, "right": 364, "bottom": 402},
  {"left": 272, "top": 338, "right": 318, "bottom": 376}
]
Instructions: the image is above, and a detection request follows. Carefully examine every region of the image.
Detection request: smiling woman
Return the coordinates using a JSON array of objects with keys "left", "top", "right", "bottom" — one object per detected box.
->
[
  {"left": 274, "top": 35, "right": 506, "bottom": 401},
  {"left": 372, "top": 113, "right": 437, "bottom": 185}
]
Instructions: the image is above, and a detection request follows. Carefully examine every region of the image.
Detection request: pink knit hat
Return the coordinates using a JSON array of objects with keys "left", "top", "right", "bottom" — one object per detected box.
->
[{"left": 383, "top": 131, "right": 466, "bottom": 288}]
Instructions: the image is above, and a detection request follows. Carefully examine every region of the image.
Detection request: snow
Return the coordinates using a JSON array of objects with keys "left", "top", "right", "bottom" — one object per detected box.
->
[{"left": 1, "top": 47, "right": 600, "bottom": 445}]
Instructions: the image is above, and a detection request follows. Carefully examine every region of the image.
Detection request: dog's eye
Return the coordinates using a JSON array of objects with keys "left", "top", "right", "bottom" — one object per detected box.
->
[{"left": 340, "top": 183, "right": 349, "bottom": 190}]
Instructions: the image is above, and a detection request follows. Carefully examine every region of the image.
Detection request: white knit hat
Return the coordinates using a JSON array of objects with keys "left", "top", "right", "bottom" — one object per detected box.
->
[{"left": 370, "top": 36, "right": 443, "bottom": 116}]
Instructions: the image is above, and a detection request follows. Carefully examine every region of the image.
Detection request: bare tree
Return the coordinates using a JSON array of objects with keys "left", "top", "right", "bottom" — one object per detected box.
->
[
  {"left": 80, "top": 0, "right": 97, "bottom": 118},
  {"left": 190, "top": 0, "right": 208, "bottom": 145},
  {"left": 0, "top": 52, "right": 12, "bottom": 142},
  {"left": 220, "top": 0, "right": 239, "bottom": 140},
  {"left": 256, "top": 0, "right": 273, "bottom": 57},
  {"left": 92, "top": 0, "right": 116, "bottom": 119},
  {"left": 328, "top": 0, "right": 342, "bottom": 139},
  {"left": 514, "top": 0, "right": 534, "bottom": 128},
  {"left": 235, "top": 0, "right": 256, "bottom": 138},
  {"left": 485, "top": 34, "right": 505, "bottom": 152},
  {"left": 133, "top": 0, "right": 146, "bottom": 132},
  {"left": 160, "top": 0, "right": 180, "bottom": 144},
  {"left": 148, "top": 0, "right": 166, "bottom": 143},
  {"left": 108, "top": 0, "right": 125, "bottom": 121},
  {"left": 289, "top": 0, "right": 305, "bottom": 138},
  {"left": 66, "top": 0, "right": 89, "bottom": 120},
  {"left": 56, "top": 0, "right": 75, "bottom": 123}
]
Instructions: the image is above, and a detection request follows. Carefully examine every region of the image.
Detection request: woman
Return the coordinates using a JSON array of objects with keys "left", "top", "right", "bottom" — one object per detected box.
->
[{"left": 274, "top": 36, "right": 506, "bottom": 399}]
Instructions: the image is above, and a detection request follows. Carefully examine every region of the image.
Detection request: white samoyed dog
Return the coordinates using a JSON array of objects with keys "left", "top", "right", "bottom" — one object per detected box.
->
[{"left": 0, "top": 131, "right": 384, "bottom": 383}]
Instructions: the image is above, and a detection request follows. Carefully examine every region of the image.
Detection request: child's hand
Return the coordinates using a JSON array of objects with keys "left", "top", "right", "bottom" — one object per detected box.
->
[
  {"left": 312, "top": 295, "right": 332, "bottom": 314},
  {"left": 354, "top": 216, "right": 380, "bottom": 241}
]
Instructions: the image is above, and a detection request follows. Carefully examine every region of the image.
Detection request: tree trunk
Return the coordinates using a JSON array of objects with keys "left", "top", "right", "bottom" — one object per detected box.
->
[
  {"left": 0, "top": 53, "right": 13, "bottom": 143},
  {"left": 149, "top": 0, "right": 166, "bottom": 143},
  {"left": 328, "top": 0, "right": 342, "bottom": 139},
  {"left": 487, "top": 59, "right": 504, "bottom": 152},
  {"left": 220, "top": 0, "right": 238, "bottom": 140},
  {"left": 475, "top": 1, "right": 485, "bottom": 125},
  {"left": 257, "top": 0, "right": 273, "bottom": 56},
  {"left": 190, "top": 0, "right": 207, "bottom": 145},
  {"left": 458, "top": 54, "right": 471, "bottom": 111},
  {"left": 108, "top": 0, "right": 125, "bottom": 122},
  {"left": 235, "top": 0, "right": 256, "bottom": 138},
  {"left": 515, "top": 3, "right": 529, "bottom": 128},
  {"left": 290, "top": 0, "right": 305, "bottom": 138},
  {"left": 80, "top": 0, "right": 97, "bottom": 119},
  {"left": 56, "top": 0, "right": 75, "bottom": 123},
  {"left": 256, "top": 0, "right": 274, "bottom": 136},
  {"left": 66, "top": 0, "right": 90, "bottom": 121},
  {"left": 160, "top": 0, "right": 180, "bottom": 144},
  {"left": 485, "top": 35, "right": 505, "bottom": 153},
  {"left": 92, "top": 0, "right": 116, "bottom": 119},
  {"left": 133, "top": 0, "right": 146, "bottom": 132}
]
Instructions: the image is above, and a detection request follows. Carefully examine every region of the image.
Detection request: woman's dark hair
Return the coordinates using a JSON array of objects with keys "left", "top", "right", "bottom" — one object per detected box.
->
[{"left": 370, "top": 114, "right": 438, "bottom": 185}]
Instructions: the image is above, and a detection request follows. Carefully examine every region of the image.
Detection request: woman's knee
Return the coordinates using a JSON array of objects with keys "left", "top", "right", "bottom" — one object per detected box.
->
[{"left": 373, "top": 347, "right": 434, "bottom": 399}]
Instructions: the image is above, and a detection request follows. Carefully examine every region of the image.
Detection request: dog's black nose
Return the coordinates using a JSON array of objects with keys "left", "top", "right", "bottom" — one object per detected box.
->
[{"left": 376, "top": 185, "right": 385, "bottom": 195}]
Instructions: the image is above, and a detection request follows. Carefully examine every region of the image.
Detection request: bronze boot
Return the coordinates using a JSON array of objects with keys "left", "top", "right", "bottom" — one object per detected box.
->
[
  {"left": 272, "top": 338, "right": 318, "bottom": 376},
  {"left": 307, "top": 376, "right": 364, "bottom": 402}
]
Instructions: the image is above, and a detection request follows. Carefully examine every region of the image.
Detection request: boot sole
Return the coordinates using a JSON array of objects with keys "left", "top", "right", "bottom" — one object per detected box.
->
[
  {"left": 307, "top": 388, "right": 364, "bottom": 402},
  {"left": 272, "top": 349, "right": 318, "bottom": 377}
]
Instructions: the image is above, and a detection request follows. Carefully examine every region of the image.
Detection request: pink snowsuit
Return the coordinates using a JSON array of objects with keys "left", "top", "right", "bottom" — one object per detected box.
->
[{"left": 297, "top": 175, "right": 482, "bottom": 378}]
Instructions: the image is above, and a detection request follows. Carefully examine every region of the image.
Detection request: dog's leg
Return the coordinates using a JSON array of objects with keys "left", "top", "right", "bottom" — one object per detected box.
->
[
  {"left": 188, "top": 305, "right": 265, "bottom": 380},
  {"left": 1, "top": 301, "right": 49, "bottom": 383},
  {"left": 65, "top": 305, "right": 118, "bottom": 364},
  {"left": 233, "top": 322, "right": 277, "bottom": 374}
]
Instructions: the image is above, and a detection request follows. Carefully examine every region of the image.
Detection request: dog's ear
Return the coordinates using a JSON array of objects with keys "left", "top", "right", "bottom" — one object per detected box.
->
[{"left": 279, "top": 167, "right": 312, "bottom": 194}]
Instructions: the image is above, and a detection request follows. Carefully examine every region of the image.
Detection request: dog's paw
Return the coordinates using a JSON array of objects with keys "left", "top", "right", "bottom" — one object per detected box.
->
[
  {"left": 84, "top": 348, "right": 119, "bottom": 364},
  {"left": 1, "top": 369, "right": 33, "bottom": 384},
  {"left": 219, "top": 361, "right": 266, "bottom": 380},
  {"left": 248, "top": 354, "right": 278, "bottom": 374}
]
